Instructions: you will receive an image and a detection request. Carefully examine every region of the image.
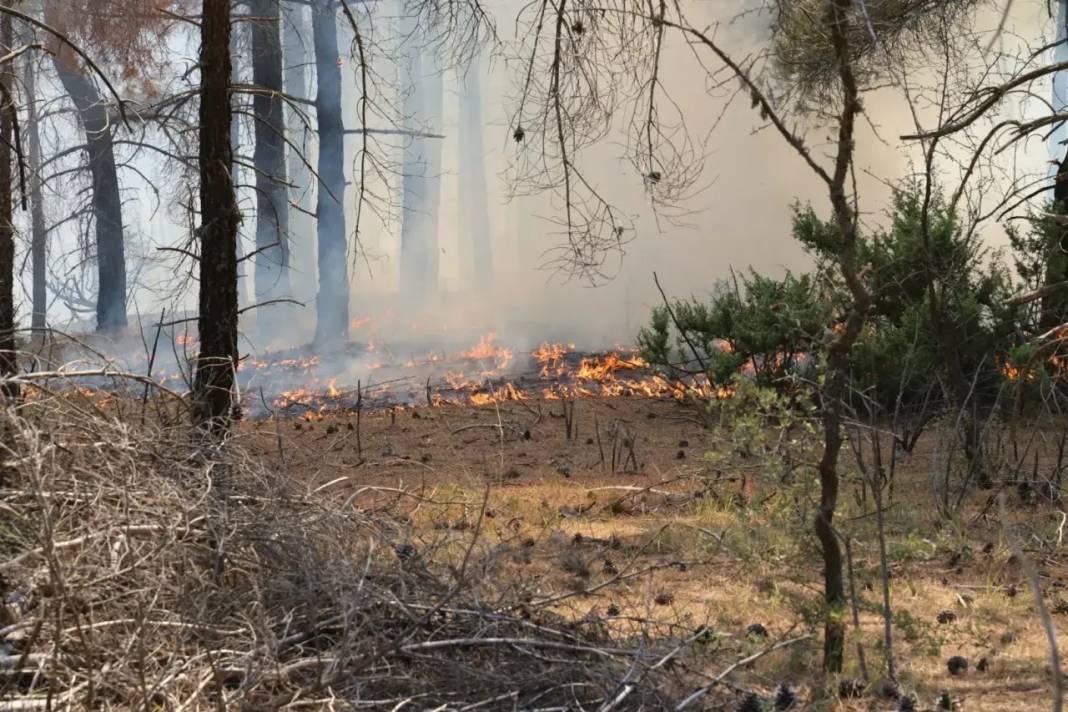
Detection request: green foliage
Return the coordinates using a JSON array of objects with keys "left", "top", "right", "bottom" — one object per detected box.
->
[
  {"left": 770, "top": 0, "right": 981, "bottom": 108},
  {"left": 887, "top": 531, "right": 937, "bottom": 563},
  {"left": 851, "top": 188, "right": 1018, "bottom": 409},
  {"left": 1005, "top": 210, "right": 1057, "bottom": 292},
  {"left": 682, "top": 378, "right": 824, "bottom": 564},
  {"left": 643, "top": 182, "right": 1021, "bottom": 413},
  {"left": 848, "top": 305, "right": 934, "bottom": 411},
  {"left": 709, "top": 377, "right": 819, "bottom": 455},
  {"left": 638, "top": 270, "right": 831, "bottom": 388},
  {"left": 892, "top": 608, "right": 926, "bottom": 644},
  {"left": 705, "top": 376, "right": 822, "bottom": 500}
]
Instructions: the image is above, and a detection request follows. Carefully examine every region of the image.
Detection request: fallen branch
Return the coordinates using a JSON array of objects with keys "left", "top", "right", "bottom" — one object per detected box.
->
[
  {"left": 674, "top": 635, "right": 813, "bottom": 710},
  {"left": 5, "top": 368, "right": 189, "bottom": 405},
  {"left": 600, "top": 630, "right": 706, "bottom": 711},
  {"left": 2, "top": 519, "right": 205, "bottom": 570},
  {"left": 449, "top": 423, "right": 526, "bottom": 437}
]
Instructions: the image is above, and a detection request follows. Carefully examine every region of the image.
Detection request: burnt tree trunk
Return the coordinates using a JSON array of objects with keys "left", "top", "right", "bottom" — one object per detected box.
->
[
  {"left": 0, "top": 6, "right": 15, "bottom": 393},
  {"left": 312, "top": 0, "right": 349, "bottom": 345},
  {"left": 43, "top": 1, "right": 127, "bottom": 332},
  {"left": 53, "top": 64, "right": 126, "bottom": 331},
  {"left": 193, "top": 0, "right": 241, "bottom": 429},
  {"left": 24, "top": 51, "right": 46, "bottom": 335},
  {"left": 250, "top": 0, "right": 292, "bottom": 334}
]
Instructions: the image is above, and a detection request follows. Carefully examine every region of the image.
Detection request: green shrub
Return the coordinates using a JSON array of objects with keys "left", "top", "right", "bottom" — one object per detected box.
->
[
  {"left": 641, "top": 182, "right": 1023, "bottom": 413},
  {"left": 637, "top": 270, "right": 830, "bottom": 388}
]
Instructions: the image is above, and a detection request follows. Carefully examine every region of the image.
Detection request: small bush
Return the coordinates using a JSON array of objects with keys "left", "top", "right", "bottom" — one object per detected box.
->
[
  {"left": 641, "top": 183, "right": 1023, "bottom": 414},
  {"left": 638, "top": 270, "right": 830, "bottom": 388}
]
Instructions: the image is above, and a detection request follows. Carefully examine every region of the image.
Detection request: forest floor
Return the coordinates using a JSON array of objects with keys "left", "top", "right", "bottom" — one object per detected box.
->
[{"left": 245, "top": 393, "right": 1068, "bottom": 711}]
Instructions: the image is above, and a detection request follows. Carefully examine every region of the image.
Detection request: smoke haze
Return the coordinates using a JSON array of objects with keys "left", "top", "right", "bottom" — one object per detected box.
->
[{"left": 28, "top": 0, "right": 1055, "bottom": 357}]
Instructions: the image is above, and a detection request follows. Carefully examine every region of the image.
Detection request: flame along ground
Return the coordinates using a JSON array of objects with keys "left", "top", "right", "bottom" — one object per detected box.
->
[
  {"left": 31, "top": 316, "right": 1068, "bottom": 419},
  {"left": 40, "top": 329, "right": 1068, "bottom": 419},
  {"left": 16, "top": 319, "right": 736, "bottom": 417},
  {"left": 244, "top": 334, "right": 723, "bottom": 421}
]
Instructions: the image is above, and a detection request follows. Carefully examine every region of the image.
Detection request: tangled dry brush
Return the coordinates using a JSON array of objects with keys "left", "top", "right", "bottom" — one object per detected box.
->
[{"left": 0, "top": 375, "right": 699, "bottom": 710}]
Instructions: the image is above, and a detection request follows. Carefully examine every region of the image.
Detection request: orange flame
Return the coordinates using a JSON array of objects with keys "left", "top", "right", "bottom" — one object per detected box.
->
[
  {"left": 460, "top": 333, "right": 513, "bottom": 373},
  {"left": 1001, "top": 362, "right": 1035, "bottom": 382},
  {"left": 468, "top": 382, "right": 525, "bottom": 406},
  {"left": 575, "top": 353, "right": 647, "bottom": 381},
  {"left": 533, "top": 342, "right": 573, "bottom": 377}
]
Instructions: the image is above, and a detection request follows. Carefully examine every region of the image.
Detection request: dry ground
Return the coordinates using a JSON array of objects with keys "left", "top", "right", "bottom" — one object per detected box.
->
[{"left": 244, "top": 394, "right": 1068, "bottom": 711}]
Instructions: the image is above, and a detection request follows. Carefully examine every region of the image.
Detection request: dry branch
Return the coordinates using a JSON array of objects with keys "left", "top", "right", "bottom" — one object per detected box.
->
[{"left": 0, "top": 387, "right": 705, "bottom": 709}]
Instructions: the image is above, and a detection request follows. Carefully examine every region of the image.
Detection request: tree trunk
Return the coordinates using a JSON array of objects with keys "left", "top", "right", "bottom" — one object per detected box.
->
[
  {"left": 815, "top": 0, "right": 869, "bottom": 673},
  {"left": 42, "top": 1, "right": 126, "bottom": 332},
  {"left": 399, "top": 27, "right": 443, "bottom": 301},
  {"left": 23, "top": 52, "right": 46, "bottom": 335},
  {"left": 282, "top": 0, "right": 315, "bottom": 304},
  {"left": 250, "top": 0, "right": 292, "bottom": 335},
  {"left": 0, "top": 5, "right": 16, "bottom": 394},
  {"left": 458, "top": 51, "right": 492, "bottom": 286},
  {"left": 311, "top": 0, "right": 349, "bottom": 346},
  {"left": 1047, "top": 1, "right": 1068, "bottom": 329},
  {"left": 193, "top": 0, "right": 241, "bottom": 430},
  {"left": 1049, "top": 151, "right": 1068, "bottom": 330},
  {"left": 815, "top": 362, "right": 847, "bottom": 671},
  {"left": 399, "top": 28, "right": 426, "bottom": 299},
  {"left": 230, "top": 18, "right": 251, "bottom": 312},
  {"left": 422, "top": 63, "right": 442, "bottom": 289},
  {"left": 49, "top": 59, "right": 127, "bottom": 331}
]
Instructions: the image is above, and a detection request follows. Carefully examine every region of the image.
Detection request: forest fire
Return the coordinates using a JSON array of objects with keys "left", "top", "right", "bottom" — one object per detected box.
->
[
  {"left": 461, "top": 332, "right": 513, "bottom": 368},
  {"left": 1001, "top": 350, "right": 1068, "bottom": 382},
  {"left": 1001, "top": 362, "right": 1035, "bottom": 382},
  {"left": 235, "top": 335, "right": 710, "bottom": 420},
  {"left": 533, "top": 341, "right": 574, "bottom": 376},
  {"left": 574, "top": 352, "right": 648, "bottom": 380}
]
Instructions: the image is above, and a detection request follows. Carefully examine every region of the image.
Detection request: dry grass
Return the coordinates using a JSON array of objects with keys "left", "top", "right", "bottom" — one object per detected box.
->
[
  {"left": 2, "top": 375, "right": 1066, "bottom": 710},
  {"left": 246, "top": 394, "right": 1068, "bottom": 711},
  {"left": 0, "top": 381, "right": 730, "bottom": 710}
]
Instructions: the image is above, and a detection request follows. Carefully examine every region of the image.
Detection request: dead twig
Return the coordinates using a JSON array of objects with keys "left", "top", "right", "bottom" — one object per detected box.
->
[{"left": 674, "top": 635, "right": 813, "bottom": 710}]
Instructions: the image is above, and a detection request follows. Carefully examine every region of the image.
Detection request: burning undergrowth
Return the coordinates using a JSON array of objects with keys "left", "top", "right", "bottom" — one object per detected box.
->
[
  {"left": 238, "top": 334, "right": 713, "bottom": 420},
  {"left": 13, "top": 327, "right": 719, "bottom": 424}
]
